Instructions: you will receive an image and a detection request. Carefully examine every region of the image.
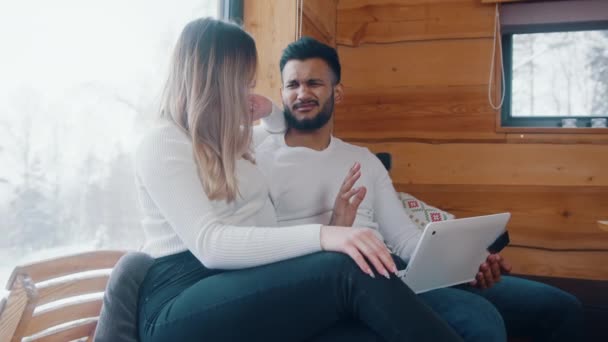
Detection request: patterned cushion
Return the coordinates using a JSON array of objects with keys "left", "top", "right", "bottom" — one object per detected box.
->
[{"left": 398, "top": 192, "right": 455, "bottom": 230}]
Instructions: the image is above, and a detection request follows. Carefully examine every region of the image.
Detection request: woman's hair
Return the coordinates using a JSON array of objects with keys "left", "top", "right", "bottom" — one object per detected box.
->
[{"left": 161, "top": 18, "right": 257, "bottom": 202}]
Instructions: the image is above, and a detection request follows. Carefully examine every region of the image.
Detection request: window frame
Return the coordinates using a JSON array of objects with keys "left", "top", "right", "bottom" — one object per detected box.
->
[
  {"left": 500, "top": 21, "right": 608, "bottom": 130},
  {"left": 220, "top": 0, "right": 243, "bottom": 21}
]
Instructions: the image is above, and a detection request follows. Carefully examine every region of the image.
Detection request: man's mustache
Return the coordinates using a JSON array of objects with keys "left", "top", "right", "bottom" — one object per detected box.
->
[{"left": 293, "top": 100, "right": 319, "bottom": 109}]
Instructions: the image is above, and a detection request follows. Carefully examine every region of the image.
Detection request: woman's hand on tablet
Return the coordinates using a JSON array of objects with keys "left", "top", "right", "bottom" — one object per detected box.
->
[{"left": 320, "top": 225, "right": 397, "bottom": 279}]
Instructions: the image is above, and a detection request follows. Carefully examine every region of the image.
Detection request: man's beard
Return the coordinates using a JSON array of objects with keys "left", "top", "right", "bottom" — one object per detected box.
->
[{"left": 283, "top": 93, "right": 334, "bottom": 132}]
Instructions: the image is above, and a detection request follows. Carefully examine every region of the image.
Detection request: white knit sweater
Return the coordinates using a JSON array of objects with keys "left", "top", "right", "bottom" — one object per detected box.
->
[
  {"left": 256, "top": 134, "right": 421, "bottom": 262},
  {"left": 135, "top": 108, "right": 322, "bottom": 269}
]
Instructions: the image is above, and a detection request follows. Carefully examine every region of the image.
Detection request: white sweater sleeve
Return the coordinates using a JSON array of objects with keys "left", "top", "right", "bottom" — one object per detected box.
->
[
  {"left": 369, "top": 153, "right": 421, "bottom": 263},
  {"left": 136, "top": 128, "right": 321, "bottom": 269}
]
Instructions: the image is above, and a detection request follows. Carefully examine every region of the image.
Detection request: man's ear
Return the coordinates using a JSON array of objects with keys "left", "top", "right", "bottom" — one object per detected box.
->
[{"left": 334, "top": 83, "right": 344, "bottom": 104}]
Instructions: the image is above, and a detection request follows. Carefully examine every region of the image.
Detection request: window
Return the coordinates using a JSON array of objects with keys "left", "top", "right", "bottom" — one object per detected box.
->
[
  {"left": 499, "top": 0, "right": 608, "bottom": 129},
  {"left": 0, "top": 1, "right": 220, "bottom": 293}
]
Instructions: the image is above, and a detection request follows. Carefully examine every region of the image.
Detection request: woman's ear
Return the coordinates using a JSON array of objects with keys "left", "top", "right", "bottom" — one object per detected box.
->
[{"left": 334, "top": 83, "right": 344, "bottom": 104}]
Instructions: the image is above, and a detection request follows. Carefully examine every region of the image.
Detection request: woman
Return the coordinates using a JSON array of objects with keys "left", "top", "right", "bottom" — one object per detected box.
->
[{"left": 135, "top": 17, "right": 462, "bottom": 342}]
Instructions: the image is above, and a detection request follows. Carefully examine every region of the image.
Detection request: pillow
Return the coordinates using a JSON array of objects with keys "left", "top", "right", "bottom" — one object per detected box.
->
[{"left": 398, "top": 192, "right": 454, "bottom": 230}]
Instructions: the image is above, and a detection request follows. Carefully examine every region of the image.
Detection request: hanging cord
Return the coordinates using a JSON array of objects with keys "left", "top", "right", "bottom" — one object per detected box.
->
[
  {"left": 297, "top": 0, "right": 304, "bottom": 39},
  {"left": 488, "top": 4, "right": 506, "bottom": 110},
  {"left": 295, "top": 0, "right": 300, "bottom": 40}
]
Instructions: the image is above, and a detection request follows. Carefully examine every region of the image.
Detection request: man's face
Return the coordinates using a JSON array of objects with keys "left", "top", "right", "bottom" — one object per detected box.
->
[{"left": 281, "top": 58, "right": 341, "bottom": 131}]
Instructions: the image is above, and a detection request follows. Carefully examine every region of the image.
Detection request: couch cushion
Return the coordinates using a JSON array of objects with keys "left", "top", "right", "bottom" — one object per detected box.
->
[{"left": 398, "top": 192, "right": 454, "bottom": 230}]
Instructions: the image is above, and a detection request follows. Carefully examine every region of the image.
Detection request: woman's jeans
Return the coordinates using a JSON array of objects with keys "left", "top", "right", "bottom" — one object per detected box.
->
[{"left": 138, "top": 251, "right": 462, "bottom": 342}]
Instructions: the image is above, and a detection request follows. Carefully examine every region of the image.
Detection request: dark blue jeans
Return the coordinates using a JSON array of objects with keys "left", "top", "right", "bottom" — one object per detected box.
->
[
  {"left": 419, "top": 276, "right": 584, "bottom": 342},
  {"left": 138, "top": 251, "right": 462, "bottom": 342}
]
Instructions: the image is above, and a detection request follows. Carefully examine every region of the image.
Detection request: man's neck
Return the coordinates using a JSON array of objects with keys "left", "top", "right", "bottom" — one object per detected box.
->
[{"left": 284, "top": 122, "right": 333, "bottom": 151}]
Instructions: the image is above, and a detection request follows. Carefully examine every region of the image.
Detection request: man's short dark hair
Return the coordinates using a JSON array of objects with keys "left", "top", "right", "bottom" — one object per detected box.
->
[{"left": 279, "top": 37, "right": 341, "bottom": 84}]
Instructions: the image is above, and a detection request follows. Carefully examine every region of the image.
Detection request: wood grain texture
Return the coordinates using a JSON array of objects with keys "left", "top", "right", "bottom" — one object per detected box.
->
[
  {"left": 481, "top": 0, "right": 524, "bottom": 3},
  {"left": 501, "top": 247, "right": 608, "bottom": 280},
  {"left": 398, "top": 184, "right": 608, "bottom": 250},
  {"left": 506, "top": 133, "right": 608, "bottom": 145},
  {"left": 337, "top": 0, "right": 494, "bottom": 46},
  {"left": 302, "top": 0, "right": 338, "bottom": 46},
  {"left": 360, "top": 142, "right": 608, "bottom": 186},
  {"left": 334, "top": 85, "right": 503, "bottom": 140},
  {"left": 331, "top": 0, "right": 607, "bottom": 282},
  {"left": 244, "top": 0, "right": 297, "bottom": 104},
  {"left": 24, "top": 299, "right": 102, "bottom": 336},
  {"left": 0, "top": 275, "right": 37, "bottom": 342},
  {"left": 36, "top": 274, "right": 110, "bottom": 306},
  {"left": 6, "top": 251, "right": 124, "bottom": 289},
  {"left": 339, "top": 39, "right": 494, "bottom": 89},
  {"left": 31, "top": 319, "right": 97, "bottom": 342}
]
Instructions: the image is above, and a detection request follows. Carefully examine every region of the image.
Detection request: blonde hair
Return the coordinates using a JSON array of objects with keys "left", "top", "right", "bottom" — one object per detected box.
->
[{"left": 161, "top": 18, "right": 257, "bottom": 202}]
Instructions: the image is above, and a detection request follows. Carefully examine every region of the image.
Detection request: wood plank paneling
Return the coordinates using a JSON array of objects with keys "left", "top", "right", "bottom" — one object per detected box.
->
[
  {"left": 337, "top": 0, "right": 494, "bottom": 46},
  {"left": 506, "top": 133, "right": 608, "bottom": 145},
  {"left": 398, "top": 184, "right": 608, "bottom": 250},
  {"left": 302, "top": 0, "right": 338, "bottom": 47},
  {"left": 330, "top": 0, "right": 608, "bottom": 282},
  {"left": 334, "top": 85, "right": 503, "bottom": 140},
  {"left": 339, "top": 39, "right": 494, "bottom": 89},
  {"left": 501, "top": 247, "right": 608, "bottom": 280},
  {"left": 361, "top": 142, "right": 608, "bottom": 186},
  {"left": 244, "top": 0, "right": 297, "bottom": 104}
]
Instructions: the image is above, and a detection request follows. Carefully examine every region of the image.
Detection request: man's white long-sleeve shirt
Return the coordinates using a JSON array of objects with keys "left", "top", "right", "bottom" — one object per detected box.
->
[{"left": 256, "top": 134, "right": 422, "bottom": 262}]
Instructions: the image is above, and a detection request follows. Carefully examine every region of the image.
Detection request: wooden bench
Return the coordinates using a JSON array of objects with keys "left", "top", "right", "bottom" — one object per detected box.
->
[{"left": 0, "top": 251, "right": 125, "bottom": 342}]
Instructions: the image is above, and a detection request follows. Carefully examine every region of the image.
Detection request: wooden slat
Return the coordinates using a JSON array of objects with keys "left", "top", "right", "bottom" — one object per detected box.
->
[
  {"left": 506, "top": 133, "right": 608, "bottom": 145},
  {"left": 244, "top": 0, "right": 297, "bottom": 105},
  {"left": 0, "top": 275, "right": 37, "bottom": 342},
  {"left": 337, "top": 0, "right": 494, "bottom": 46},
  {"left": 24, "top": 299, "right": 102, "bottom": 336},
  {"left": 501, "top": 246, "right": 608, "bottom": 280},
  {"left": 499, "top": 127, "right": 608, "bottom": 134},
  {"left": 398, "top": 184, "right": 608, "bottom": 250},
  {"left": 339, "top": 39, "right": 494, "bottom": 89},
  {"left": 334, "top": 85, "right": 504, "bottom": 140},
  {"left": 360, "top": 142, "right": 608, "bottom": 186},
  {"left": 481, "top": 0, "right": 525, "bottom": 3},
  {"left": 29, "top": 319, "right": 97, "bottom": 342},
  {"left": 7, "top": 251, "right": 124, "bottom": 289},
  {"left": 36, "top": 274, "right": 110, "bottom": 306},
  {"left": 302, "top": 0, "right": 338, "bottom": 47}
]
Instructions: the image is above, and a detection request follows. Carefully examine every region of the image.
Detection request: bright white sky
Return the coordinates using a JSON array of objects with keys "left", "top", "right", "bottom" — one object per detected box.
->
[
  {"left": 0, "top": 0, "right": 218, "bottom": 298},
  {"left": 0, "top": 0, "right": 217, "bottom": 96},
  {"left": 0, "top": 0, "right": 217, "bottom": 202}
]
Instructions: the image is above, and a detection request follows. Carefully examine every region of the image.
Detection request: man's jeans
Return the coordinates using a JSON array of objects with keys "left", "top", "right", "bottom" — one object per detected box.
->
[{"left": 419, "top": 275, "right": 584, "bottom": 342}]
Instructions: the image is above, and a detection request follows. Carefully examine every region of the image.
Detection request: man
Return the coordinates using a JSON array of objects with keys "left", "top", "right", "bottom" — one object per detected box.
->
[{"left": 256, "top": 37, "right": 583, "bottom": 342}]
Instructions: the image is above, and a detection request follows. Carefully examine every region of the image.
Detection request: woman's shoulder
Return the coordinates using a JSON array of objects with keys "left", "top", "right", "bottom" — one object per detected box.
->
[{"left": 136, "top": 120, "right": 192, "bottom": 166}]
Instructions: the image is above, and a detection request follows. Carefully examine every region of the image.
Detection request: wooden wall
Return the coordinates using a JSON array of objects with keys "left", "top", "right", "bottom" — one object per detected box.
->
[
  {"left": 244, "top": 0, "right": 298, "bottom": 105},
  {"left": 244, "top": 0, "right": 608, "bottom": 280},
  {"left": 334, "top": 0, "right": 608, "bottom": 280}
]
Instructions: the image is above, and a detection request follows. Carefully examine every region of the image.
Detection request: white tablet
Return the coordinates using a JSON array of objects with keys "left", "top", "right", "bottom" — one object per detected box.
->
[{"left": 398, "top": 213, "right": 511, "bottom": 294}]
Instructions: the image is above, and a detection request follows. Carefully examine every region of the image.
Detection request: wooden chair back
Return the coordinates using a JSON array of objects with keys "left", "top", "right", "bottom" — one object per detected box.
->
[{"left": 0, "top": 251, "right": 126, "bottom": 342}]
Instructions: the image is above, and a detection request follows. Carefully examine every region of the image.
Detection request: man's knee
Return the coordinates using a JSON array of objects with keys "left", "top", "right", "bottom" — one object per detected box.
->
[
  {"left": 421, "top": 288, "right": 506, "bottom": 342},
  {"left": 461, "top": 298, "right": 506, "bottom": 342}
]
